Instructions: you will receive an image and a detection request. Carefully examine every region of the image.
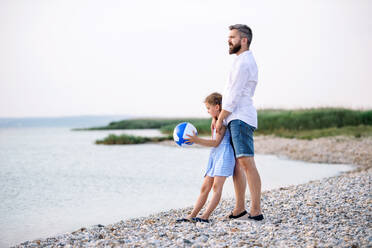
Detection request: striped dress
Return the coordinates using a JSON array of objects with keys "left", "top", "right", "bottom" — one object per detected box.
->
[{"left": 205, "top": 125, "right": 236, "bottom": 177}]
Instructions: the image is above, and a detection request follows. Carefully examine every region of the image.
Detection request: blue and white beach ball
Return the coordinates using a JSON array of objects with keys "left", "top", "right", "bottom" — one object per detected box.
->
[{"left": 173, "top": 122, "right": 198, "bottom": 147}]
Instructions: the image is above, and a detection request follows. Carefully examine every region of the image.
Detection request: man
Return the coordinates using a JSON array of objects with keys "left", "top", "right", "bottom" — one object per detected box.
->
[{"left": 215, "top": 24, "right": 263, "bottom": 221}]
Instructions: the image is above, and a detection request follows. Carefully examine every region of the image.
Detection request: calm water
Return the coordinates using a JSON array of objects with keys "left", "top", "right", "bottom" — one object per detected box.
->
[{"left": 0, "top": 128, "right": 353, "bottom": 247}]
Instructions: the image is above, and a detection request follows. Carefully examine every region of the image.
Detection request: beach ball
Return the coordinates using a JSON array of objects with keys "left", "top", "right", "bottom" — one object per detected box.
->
[{"left": 173, "top": 122, "right": 198, "bottom": 147}]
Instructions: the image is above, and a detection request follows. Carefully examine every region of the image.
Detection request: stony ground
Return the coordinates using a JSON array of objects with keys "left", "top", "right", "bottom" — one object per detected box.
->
[
  {"left": 13, "top": 136, "right": 372, "bottom": 247},
  {"left": 255, "top": 136, "right": 372, "bottom": 169}
]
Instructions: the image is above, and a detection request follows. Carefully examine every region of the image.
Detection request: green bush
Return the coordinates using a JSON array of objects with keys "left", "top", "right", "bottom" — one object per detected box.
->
[{"left": 361, "top": 110, "right": 372, "bottom": 125}]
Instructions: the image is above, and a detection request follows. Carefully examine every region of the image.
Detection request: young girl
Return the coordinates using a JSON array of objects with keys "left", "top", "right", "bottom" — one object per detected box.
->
[{"left": 176, "top": 92, "right": 235, "bottom": 223}]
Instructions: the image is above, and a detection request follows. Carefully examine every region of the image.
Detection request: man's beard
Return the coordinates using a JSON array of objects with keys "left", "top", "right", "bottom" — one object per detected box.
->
[{"left": 229, "top": 41, "right": 241, "bottom": 54}]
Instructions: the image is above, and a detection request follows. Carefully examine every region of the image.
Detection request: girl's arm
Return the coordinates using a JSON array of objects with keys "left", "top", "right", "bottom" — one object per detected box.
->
[{"left": 186, "top": 125, "right": 226, "bottom": 147}]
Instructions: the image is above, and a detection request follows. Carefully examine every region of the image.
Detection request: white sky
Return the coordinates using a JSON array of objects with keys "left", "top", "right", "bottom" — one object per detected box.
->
[{"left": 0, "top": 0, "right": 371, "bottom": 118}]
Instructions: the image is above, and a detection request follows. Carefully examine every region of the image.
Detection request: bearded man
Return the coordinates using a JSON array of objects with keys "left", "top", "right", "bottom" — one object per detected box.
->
[{"left": 215, "top": 24, "right": 263, "bottom": 221}]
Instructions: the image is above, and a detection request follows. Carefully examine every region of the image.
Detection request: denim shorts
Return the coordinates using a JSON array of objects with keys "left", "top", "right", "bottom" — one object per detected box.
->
[{"left": 228, "top": 119, "right": 255, "bottom": 158}]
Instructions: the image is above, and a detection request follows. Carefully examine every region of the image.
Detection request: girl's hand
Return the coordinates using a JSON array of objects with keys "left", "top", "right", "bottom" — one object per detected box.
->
[{"left": 185, "top": 131, "right": 198, "bottom": 144}]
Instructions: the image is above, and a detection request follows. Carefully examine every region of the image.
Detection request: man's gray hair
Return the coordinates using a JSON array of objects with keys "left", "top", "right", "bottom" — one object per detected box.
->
[{"left": 229, "top": 24, "right": 252, "bottom": 45}]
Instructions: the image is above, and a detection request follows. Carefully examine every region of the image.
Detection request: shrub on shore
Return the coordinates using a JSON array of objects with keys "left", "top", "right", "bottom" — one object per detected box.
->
[
  {"left": 96, "top": 134, "right": 172, "bottom": 145},
  {"left": 84, "top": 108, "right": 372, "bottom": 131}
]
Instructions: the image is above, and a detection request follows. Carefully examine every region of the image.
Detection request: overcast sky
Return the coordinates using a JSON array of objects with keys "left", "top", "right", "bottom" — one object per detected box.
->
[{"left": 1, "top": 0, "right": 371, "bottom": 118}]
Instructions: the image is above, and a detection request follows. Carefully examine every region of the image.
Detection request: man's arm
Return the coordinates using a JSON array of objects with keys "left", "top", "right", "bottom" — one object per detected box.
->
[{"left": 217, "top": 63, "right": 250, "bottom": 134}]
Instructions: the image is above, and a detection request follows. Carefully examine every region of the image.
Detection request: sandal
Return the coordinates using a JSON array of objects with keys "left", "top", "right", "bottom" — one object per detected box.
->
[
  {"left": 248, "top": 214, "right": 264, "bottom": 221},
  {"left": 192, "top": 217, "right": 209, "bottom": 223},
  {"left": 228, "top": 210, "right": 248, "bottom": 219}
]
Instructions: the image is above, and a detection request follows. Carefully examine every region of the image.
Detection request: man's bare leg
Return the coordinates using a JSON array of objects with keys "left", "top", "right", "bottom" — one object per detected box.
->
[
  {"left": 237, "top": 156, "right": 262, "bottom": 216},
  {"left": 232, "top": 160, "right": 247, "bottom": 215}
]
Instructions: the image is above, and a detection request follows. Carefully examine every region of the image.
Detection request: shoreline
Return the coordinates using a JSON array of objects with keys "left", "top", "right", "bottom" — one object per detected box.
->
[
  {"left": 13, "top": 136, "right": 372, "bottom": 247},
  {"left": 161, "top": 135, "right": 371, "bottom": 169}
]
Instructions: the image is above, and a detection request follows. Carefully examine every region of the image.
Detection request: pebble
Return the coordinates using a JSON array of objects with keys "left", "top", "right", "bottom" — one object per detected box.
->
[
  {"left": 11, "top": 168, "right": 371, "bottom": 247},
  {"left": 254, "top": 136, "right": 372, "bottom": 169}
]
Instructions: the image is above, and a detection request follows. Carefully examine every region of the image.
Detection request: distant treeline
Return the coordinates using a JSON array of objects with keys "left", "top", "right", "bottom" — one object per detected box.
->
[
  {"left": 80, "top": 118, "right": 211, "bottom": 134},
  {"left": 92, "top": 108, "right": 372, "bottom": 144}
]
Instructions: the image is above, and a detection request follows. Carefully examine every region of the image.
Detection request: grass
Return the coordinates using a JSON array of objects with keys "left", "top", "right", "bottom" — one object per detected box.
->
[{"left": 256, "top": 125, "right": 372, "bottom": 140}]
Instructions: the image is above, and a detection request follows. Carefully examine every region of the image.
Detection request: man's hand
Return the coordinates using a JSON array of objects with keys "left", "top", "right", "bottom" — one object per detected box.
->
[
  {"left": 216, "top": 109, "right": 231, "bottom": 134},
  {"left": 215, "top": 119, "right": 223, "bottom": 134}
]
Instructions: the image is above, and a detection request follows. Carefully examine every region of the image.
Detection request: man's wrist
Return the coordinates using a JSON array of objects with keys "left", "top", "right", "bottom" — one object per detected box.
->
[{"left": 218, "top": 109, "right": 230, "bottom": 121}]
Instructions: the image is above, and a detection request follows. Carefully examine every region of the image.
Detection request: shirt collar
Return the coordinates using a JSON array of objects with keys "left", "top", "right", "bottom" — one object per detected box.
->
[{"left": 238, "top": 50, "right": 251, "bottom": 57}]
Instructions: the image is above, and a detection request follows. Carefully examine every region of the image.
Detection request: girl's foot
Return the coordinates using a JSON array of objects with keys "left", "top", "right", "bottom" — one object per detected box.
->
[
  {"left": 176, "top": 217, "right": 192, "bottom": 223},
  {"left": 192, "top": 217, "right": 209, "bottom": 223}
]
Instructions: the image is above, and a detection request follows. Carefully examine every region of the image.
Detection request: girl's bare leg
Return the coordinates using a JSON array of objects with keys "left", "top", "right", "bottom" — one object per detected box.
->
[
  {"left": 200, "top": 176, "right": 227, "bottom": 220},
  {"left": 188, "top": 176, "right": 214, "bottom": 218}
]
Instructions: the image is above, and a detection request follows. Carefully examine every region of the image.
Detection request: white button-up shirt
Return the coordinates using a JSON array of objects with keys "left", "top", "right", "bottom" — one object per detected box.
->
[{"left": 222, "top": 50, "right": 258, "bottom": 128}]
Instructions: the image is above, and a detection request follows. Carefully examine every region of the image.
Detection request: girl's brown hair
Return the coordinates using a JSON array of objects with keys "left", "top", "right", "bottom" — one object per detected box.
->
[{"left": 204, "top": 92, "right": 222, "bottom": 107}]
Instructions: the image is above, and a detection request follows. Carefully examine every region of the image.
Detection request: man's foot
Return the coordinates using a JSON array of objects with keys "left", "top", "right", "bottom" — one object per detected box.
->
[
  {"left": 228, "top": 210, "right": 248, "bottom": 220},
  {"left": 248, "top": 214, "right": 264, "bottom": 221}
]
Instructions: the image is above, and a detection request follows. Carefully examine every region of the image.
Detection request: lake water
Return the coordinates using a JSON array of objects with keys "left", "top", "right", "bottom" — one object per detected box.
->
[{"left": 0, "top": 128, "right": 353, "bottom": 247}]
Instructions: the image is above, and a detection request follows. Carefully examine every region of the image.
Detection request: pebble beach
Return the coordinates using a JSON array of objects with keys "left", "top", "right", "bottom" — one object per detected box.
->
[{"left": 13, "top": 136, "right": 372, "bottom": 247}]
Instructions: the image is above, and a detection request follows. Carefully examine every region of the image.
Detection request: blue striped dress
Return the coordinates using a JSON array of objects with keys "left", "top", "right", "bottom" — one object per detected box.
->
[{"left": 205, "top": 125, "right": 236, "bottom": 177}]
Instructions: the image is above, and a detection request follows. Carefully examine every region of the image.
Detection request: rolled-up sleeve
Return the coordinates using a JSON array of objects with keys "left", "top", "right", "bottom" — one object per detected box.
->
[{"left": 222, "top": 63, "right": 250, "bottom": 112}]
